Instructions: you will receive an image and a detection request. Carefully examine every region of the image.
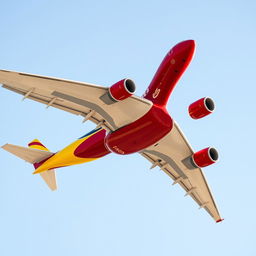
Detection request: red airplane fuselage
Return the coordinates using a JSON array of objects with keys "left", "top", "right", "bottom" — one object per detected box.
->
[
  {"left": 105, "top": 40, "right": 195, "bottom": 155},
  {"left": 34, "top": 40, "right": 196, "bottom": 173}
]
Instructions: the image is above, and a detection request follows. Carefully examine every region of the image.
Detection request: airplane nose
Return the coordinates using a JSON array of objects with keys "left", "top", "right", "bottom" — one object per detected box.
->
[
  {"left": 182, "top": 39, "right": 195, "bottom": 48},
  {"left": 169, "top": 40, "right": 196, "bottom": 63},
  {"left": 185, "top": 40, "right": 195, "bottom": 51},
  {"left": 174, "top": 40, "right": 196, "bottom": 54}
]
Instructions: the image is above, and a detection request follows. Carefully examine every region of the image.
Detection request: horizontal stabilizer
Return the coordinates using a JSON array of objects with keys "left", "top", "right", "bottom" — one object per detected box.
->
[
  {"left": 2, "top": 143, "right": 57, "bottom": 190},
  {"left": 1, "top": 143, "right": 54, "bottom": 164},
  {"left": 40, "top": 170, "right": 57, "bottom": 191}
]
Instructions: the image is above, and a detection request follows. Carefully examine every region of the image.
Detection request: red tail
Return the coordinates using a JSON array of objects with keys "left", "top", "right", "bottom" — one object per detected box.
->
[{"left": 143, "top": 40, "right": 195, "bottom": 106}]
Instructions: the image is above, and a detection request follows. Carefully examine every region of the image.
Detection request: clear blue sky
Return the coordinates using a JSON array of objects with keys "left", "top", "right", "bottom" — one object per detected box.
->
[{"left": 0, "top": 0, "right": 256, "bottom": 255}]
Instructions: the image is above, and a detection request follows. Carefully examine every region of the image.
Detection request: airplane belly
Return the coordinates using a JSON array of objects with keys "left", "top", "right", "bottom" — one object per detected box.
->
[
  {"left": 105, "top": 106, "right": 173, "bottom": 154},
  {"left": 34, "top": 128, "right": 110, "bottom": 173}
]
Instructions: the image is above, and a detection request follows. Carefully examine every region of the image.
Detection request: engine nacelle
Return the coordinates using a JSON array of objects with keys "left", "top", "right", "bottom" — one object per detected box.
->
[
  {"left": 192, "top": 147, "right": 219, "bottom": 168},
  {"left": 188, "top": 97, "right": 215, "bottom": 119},
  {"left": 109, "top": 79, "right": 136, "bottom": 101}
]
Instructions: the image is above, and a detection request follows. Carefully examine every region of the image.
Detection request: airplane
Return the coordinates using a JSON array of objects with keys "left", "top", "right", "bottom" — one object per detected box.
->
[{"left": 0, "top": 40, "right": 223, "bottom": 222}]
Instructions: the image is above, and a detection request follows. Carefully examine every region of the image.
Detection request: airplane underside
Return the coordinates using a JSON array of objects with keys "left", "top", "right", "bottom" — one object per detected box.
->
[
  {"left": 34, "top": 103, "right": 173, "bottom": 174},
  {"left": 0, "top": 40, "right": 223, "bottom": 222}
]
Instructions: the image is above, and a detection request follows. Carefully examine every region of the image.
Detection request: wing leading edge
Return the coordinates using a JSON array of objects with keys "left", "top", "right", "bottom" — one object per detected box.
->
[{"left": 140, "top": 122, "right": 222, "bottom": 222}]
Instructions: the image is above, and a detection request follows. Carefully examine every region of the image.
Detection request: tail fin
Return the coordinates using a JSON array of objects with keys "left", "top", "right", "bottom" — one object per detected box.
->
[
  {"left": 28, "top": 139, "right": 50, "bottom": 151},
  {"left": 2, "top": 140, "right": 57, "bottom": 191}
]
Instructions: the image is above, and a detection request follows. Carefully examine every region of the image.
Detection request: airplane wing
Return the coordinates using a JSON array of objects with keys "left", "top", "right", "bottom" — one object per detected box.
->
[
  {"left": 140, "top": 121, "right": 222, "bottom": 222},
  {"left": 0, "top": 70, "right": 152, "bottom": 131}
]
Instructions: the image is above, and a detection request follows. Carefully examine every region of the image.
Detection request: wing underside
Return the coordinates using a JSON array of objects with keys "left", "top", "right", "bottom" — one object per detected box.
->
[
  {"left": 0, "top": 70, "right": 152, "bottom": 131},
  {"left": 140, "top": 122, "right": 222, "bottom": 222}
]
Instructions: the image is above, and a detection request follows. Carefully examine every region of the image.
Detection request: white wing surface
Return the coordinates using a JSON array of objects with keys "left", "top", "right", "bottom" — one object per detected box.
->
[
  {"left": 140, "top": 122, "right": 222, "bottom": 222},
  {"left": 0, "top": 70, "right": 152, "bottom": 131}
]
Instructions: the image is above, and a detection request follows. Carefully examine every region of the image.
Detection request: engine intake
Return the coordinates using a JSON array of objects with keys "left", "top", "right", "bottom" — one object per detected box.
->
[
  {"left": 192, "top": 147, "right": 219, "bottom": 168},
  {"left": 109, "top": 79, "right": 136, "bottom": 101},
  {"left": 188, "top": 97, "right": 215, "bottom": 119}
]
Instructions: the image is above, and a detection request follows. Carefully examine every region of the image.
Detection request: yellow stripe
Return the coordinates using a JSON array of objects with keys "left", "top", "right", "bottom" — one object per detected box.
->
[
  {"left": 28, "top": 139, "right": 49, "bottom": 151},
  {"left": 33, "top": 131, "right": 101, "bottom": 174}
]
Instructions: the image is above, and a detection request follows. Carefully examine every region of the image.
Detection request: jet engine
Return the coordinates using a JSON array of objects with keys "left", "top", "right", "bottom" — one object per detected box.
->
[
  {"left": 192, "top": 147, "right": 219, "bottom": 168},
  {"left": 188, "top": 97, "right": 215, "bottom": 119},
  {"left": 109, "top": 79, "right": 136, "bottom": 101}
]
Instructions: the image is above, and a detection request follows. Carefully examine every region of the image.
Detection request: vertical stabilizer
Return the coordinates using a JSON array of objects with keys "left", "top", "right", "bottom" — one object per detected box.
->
[{"left": 28, "top": 139, "right": 50, "bottom": 151}]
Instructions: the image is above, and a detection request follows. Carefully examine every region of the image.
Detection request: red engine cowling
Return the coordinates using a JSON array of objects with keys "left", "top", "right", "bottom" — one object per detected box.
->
[
  {"left": 192, "top": 147, "right": 219, "bottom": 168},
  {"left": 188, "top": 97, "right": 215, "bottom": 119},
  {"left": 109, "top": 79, "right": 136, "bottom": 101}
]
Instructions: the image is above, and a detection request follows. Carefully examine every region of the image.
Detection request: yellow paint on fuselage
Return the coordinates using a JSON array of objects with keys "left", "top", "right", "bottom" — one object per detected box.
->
[{"left": 33, "top": 131, "right": 101, "bottom": 174}]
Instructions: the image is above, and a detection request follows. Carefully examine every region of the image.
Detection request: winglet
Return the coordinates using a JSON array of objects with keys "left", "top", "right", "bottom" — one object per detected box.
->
[{"left": 216, "top": 218, "right": 224, "bottom": 223}]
